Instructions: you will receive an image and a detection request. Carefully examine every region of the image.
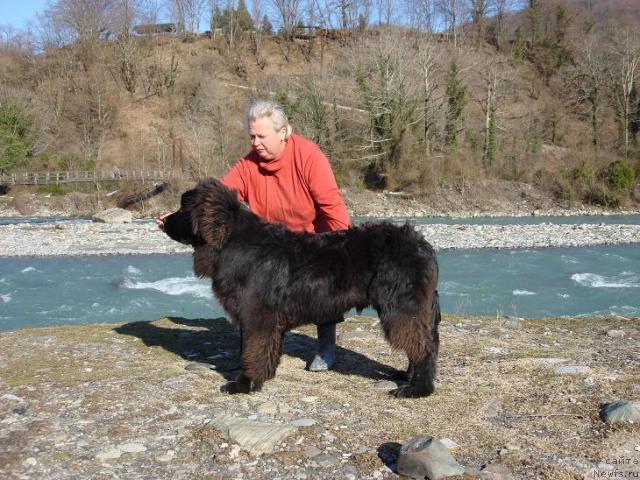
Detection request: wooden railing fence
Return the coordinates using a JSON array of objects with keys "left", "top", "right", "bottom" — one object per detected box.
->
[{"left": 0, "top": 170, "right": 171, "bottom": 186}]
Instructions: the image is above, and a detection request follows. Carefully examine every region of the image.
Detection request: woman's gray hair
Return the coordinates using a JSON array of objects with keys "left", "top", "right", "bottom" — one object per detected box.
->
[{"left": 247, "top": 99, "right": 293, "bottom": 138}]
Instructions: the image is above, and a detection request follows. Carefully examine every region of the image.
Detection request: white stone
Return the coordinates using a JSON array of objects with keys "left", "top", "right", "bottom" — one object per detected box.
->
[
  {"left": 554, "top": 365, "right": 592, "bottom": 375},
  {"left": 607, "top": 329, "right": 625, "bottom": 338},
  {"left": 440, "top": 438, "right": 460, "bottom": 451},
  {"left": 117, "top": 442, "right": 147, "bottom": 453},
  {"left": 292, "top": 418, "right": 317, "bottom": 427},
  {"left": 485, "top": 347, "right": 509, "bottom": 355},
  {"left": 257, "top": 402, "right": 278, "bottom": 416},
  {"left": 534, "top": 358, "right": 569, "bottom": 365},
  {"left": 96, "top": 449, "right": 123, "bottom": 461},
  {"left": 156, "top": 451, "right": 175, "bottom": 463},
  {"left": 92, "top": 208, "right": 133, "bottom": 224}
]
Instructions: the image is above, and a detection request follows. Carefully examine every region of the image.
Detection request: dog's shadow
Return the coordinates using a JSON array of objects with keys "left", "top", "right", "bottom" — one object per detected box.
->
[{"left": 114, "top": 316, "right": 402, "bottom": 383}]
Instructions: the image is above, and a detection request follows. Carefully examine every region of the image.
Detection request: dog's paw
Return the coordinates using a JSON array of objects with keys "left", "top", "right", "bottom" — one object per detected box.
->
[
  {"left": 250, "top": 381, "right": 263, "bottom": 393},
  {"left": 390, "top": 385, "right": 434, "bottom": 398},
  {"left": 220, "top": 375, "right": 263, "bottom": 394},
  {"left": 220, "top": 381, "right": 251, "bottom": 394}
]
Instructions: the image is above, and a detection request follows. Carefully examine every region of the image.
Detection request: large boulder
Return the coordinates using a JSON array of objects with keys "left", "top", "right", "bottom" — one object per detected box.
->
[
  {"left": 92, "top": 208, "right": 133, "bottom": 223},
  {"left": 210, "top": 415, "right": 297, "bottom": 455},
  {"left": 397, "top": 436, "right": 465, "bottom": 479},
  {"left": 600, "top": 400, "right": 640, "bottom": 424}
]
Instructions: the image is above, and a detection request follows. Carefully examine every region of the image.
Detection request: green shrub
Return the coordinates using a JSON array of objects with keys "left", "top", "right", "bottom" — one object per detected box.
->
[
  {"left": 0, "top": 102, "right": 33, "bottom": 171},
  {"left": 37, "top": 184, "right": 69, "bottom": 196},
  {"left": 585, "top": 187, "right": 620, "bottom": 208},
  {"left": 552, "top": 176, "right": 574, "bottom": 200},
  {"left": 466, "top": 129, "right": 480, "bottom": 153},
  {"left": 602, "top": 160, "right": 636, "bottom": 192},
  {"left": 1, "top": 137, "right": 29, "bottom": 170},
  {"left": 572, "top": 163, "right": 596, "bottom": 184},
  {"left": 532, "top": 168, "right": 553, "bottom": 189},
  {"left": 444, "top": 60, "right": 466, "bottom": 149},
  {"left": 486, "top": 110, "right": 498, "bottom": 167},
  {"left": 57, "top": 154, "right": 85, "bottom": 171},
  {"left": 34, "top": 152, "right": 52, "bottom": 170}
]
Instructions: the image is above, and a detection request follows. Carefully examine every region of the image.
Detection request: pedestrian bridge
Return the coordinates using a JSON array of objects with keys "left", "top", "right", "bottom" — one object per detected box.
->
[{"left": 0, "top": 170, "right": 171, "bottom": 186}]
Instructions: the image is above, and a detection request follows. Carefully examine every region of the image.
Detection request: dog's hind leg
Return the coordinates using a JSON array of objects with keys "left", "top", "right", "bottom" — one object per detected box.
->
[
  {"left": 394, "top": 291, "right": 441, "bottom": 398},
  {"left": 220, "top": 314, "right": 286, "bottom": 394},
  {"left": 382, "top": 292, "right": 441, "bottom": 398}
]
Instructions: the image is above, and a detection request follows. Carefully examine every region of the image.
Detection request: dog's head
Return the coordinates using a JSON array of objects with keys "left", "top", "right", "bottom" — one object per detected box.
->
[{"left": 163, "top": 178, "right": 241, "bottom": 249}]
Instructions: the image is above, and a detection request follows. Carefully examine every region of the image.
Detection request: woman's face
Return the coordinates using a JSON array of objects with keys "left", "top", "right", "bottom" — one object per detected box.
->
[{"left": 248, "top": 116, "right": 286, "bottom": 161}]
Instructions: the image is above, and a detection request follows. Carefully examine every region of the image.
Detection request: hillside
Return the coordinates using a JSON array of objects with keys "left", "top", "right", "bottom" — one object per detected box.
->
[{"left": 0, "top": 0, "right": 639, "bottom": 210}]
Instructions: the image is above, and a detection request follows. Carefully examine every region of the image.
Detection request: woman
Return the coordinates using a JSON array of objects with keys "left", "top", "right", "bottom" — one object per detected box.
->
[{"left": 158, "top": 99, "right": 351, "bottom": 371}]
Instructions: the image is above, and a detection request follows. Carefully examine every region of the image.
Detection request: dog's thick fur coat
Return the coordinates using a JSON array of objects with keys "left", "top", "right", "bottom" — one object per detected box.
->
[{"left": 163, "top": 179, "right": 441, "bottom": 398}]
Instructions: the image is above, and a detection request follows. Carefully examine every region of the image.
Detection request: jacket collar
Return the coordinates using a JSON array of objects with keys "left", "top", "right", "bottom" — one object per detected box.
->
[{"left": 257, "top": 136, "right": 291, "bottom": 174}]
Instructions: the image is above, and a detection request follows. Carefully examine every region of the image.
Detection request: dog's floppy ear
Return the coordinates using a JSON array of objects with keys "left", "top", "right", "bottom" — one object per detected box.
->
[
  {"left": 193, "top": 178, "right": 241, "bottom": 248},
  {"left": 193, "top": 246, "right": 216, "bottom": 278}
]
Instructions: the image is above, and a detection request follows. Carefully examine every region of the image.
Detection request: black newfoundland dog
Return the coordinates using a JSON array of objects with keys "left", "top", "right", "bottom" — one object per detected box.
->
[{"left": 163, "top": 179, "right": 441, "bottom": 398}]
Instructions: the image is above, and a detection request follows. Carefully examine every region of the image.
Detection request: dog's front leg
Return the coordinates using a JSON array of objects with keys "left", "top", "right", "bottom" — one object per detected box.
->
[
  {"left": 220, "top": 321, "right": 284, "bottom": 395},
  {"left": 388, "top": 361, "right": 415, "bottom": 383}
]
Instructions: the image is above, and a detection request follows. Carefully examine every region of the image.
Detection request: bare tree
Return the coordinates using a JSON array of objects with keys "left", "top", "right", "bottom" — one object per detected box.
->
[
  {"left": 41, "top": 0, "right": 126, "bottom": 42},
  {"left": 355, "top": 34, "right": 421, "bottom": 188},
  {"left": 607, "top": 29, "right": 640, "bottom": 157},
  {"left": 307, "top": 0, "right": 325, "bottom": 27},
  {"left": 310, "top": 0, "right": 342, "bottom": 29},
  {"left": 113, "top": 34, "right": 140, "bottom": 93},
  {"left": 138, "top": 0, "right": 163, "bottom": 24},
  {"left": 249, "top": 0, "right": 263, "bottom": 27},
  {"left": 166, "top": 0, "right": 207, "bottom": 33},
  {"left": 37, "top": 0, "right": 131, "bottom": 70},
  {"left": 222, "top": 0, "right": 243, "bottom": 50},
  {"left": 0, "top": 25, "right": 18, "bottom": 50},
  {"left": 489, "top": 0, "right": 514, "bottom": 50},
  {"left": 565, "top": 35, "right": 609, "bottom": 149},
  {"left": 436, "top": 0, "right": 464, "bottom": 48},
  {"left": 471, "top": 57, "right": 515, "bottom": 167},
  {"left": 270, "top": 0, "right": 302, "bottom": 36},
  {"left": 338, "top": 0, "right": 372, "bottom": 29},
  {"left": 405, "top": 0, "right": 437, "bottom": 33},
  {"left": 376, "top": 0, "right": 394, "bottom": 25},
  {"left": 467, "top": 0, "right": 488, "bottom": 47},
  {"left": 307, "top": 0, "right": 371, "bottom": 29},
  {"left": 526, "top": 0, "right": 541, "bottom": 47},
  {"left": 357, "top": 0, "right": 373, "bottom": 29},
  {"left": 208, "top": 0, "right": 219, "bottom": 32},
  {"left": 415, "top": 34, "right": 442, "bottom": 155}
]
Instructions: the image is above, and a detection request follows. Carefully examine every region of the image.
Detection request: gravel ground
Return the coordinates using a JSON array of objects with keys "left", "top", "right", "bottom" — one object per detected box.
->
[
  {"left": 1, "top": 315, "right": 639, "bottom": 480},
  {"left": 1, "top": 220, "right": 640, "bottom": 257}
]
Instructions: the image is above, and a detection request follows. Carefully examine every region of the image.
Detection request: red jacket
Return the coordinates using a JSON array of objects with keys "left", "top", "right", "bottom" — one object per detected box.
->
[{"left": 221, "top": 134, "right": 350, "bottom": 233}]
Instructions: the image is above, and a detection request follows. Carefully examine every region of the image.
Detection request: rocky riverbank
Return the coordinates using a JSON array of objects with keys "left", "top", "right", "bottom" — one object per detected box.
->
[
  {"left": 1, "top": 220, "right": 640, "bottom": 257},
  {"left": 1, "top": 315, "right": 638, "bottom": 479},
  {"left": 1, "top": 179, "right": 640, "bottom": 220},
  {"left": 2, "top": 177, "right": 640, "bottom": 257}
]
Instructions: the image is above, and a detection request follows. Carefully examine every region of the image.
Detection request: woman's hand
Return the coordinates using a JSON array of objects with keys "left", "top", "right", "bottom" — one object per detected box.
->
[{"left": 156, "top": 213, "right": 169, "bottom": 231}]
